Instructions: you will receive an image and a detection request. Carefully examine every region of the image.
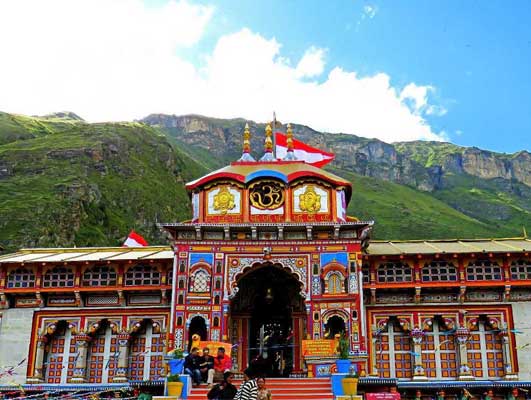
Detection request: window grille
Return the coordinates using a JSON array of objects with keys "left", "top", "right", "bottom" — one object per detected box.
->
[
  {"left": 467, "top": 319, "right": 504, "bottom": 378},
  {"left": 377, "top": 262, "right": 412, "bottom": 283},
  {"left": 42, "top": 267, "right": 74, "bottom": 288},
  {"left": 510, "top": 259, "right": 531, "bottom": 280},
  {"left": 376, "top": 319, "right": 412, "bottom": 379},
  {"left": 82, "top": 265, "right": 117, "bottom": 286},
  {"left": 190, "top": 269, "right": 211, "bottom": 293},
  {"left": 422, "top": 261, "right": 457, "bottom": 282},
  {"left": 7, "top": 267, "right": 35, "bottom": 288},
  {"left": 422, "top": 320, "right": 457, "bottom": 379},
  {"left": 466, "top": 260, "right": 502, "bottom": 281},
  {"left": 125, "top": 265, "right": 161, "bottom": 286}
]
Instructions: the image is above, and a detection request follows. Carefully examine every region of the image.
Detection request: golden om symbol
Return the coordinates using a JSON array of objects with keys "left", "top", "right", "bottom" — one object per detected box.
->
[{"left": 249, "top": 180, "right": 284, "bottom": 210}]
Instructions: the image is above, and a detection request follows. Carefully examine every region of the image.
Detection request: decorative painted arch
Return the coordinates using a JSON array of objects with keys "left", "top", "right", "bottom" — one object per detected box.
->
[
  {"left": 321, "top": 262, "right": 346, "bottom": 277},
  {"left": 229, "top": 260, "right": 307, "bottom": 299},
  {"left": 190, "top": 262, "right": 212, "bottom": 275},
  {"left": 322, "top": 308, "right": 350, "bottom": 325},
  {"left": 86, "top": 318, "right": 120, "bottom": 335},
  {"left": 421, "top": 315, "right": 456, "bottom": 332},
  {"left": 466, "top": 315, "right": 502, "bottom": 331},
  {"left": 129, "top": 317, "right": 164, "bottom": 334},
  {"left": 41, "top": 319, "right": 79, "bottom": 337}
]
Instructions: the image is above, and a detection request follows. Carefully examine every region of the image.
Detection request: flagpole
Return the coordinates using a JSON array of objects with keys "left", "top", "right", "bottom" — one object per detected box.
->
[{"left": 272, "top": 111, "right": 276, "bottom": 160}]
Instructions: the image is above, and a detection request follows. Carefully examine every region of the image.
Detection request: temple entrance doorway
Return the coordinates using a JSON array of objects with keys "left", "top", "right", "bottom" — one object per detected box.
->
[{"left": 230, "top": 263, "right": 305, "bottom": 377}]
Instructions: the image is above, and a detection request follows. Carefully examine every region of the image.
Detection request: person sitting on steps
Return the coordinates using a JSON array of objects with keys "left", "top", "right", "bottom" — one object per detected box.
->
[{"left": 184, "top": 347, "right": 202, "bottom": 387}]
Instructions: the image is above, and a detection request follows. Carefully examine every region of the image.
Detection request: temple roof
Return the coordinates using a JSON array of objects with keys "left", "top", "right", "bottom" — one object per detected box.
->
[
  {"left": 186, "top": 160, "right": 352, "bottom": 200},
  {"left": 366, "top": 238, "right": 531, "bottom": 256},
  {"left": 0, "top": 246, "right": 172, "bottom": 263},
  {"left": 1, "top": 238, "right": 529, "bottom": 263}
]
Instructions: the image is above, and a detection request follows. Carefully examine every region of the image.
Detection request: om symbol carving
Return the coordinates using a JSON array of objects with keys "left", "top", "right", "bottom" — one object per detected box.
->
[
  {"left": 213, "top": 186, "right": 235, "bottom": 214},
  {"left": 299, "top": 185, "right": 321, "bottom": 213},
  {"left": 249, "top": 180, "right": 284, "bottom": 210}
]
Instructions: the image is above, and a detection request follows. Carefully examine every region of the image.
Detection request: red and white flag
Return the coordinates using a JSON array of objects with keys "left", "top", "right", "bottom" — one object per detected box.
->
[
  {"left": 275, "top": 132, "right": 334, "bottom": 168},
  {"left": 123, "top": 230, "right": 148, "bottom": 247}
]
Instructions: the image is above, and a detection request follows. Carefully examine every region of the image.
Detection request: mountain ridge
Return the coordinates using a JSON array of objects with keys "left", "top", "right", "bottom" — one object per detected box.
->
[{"left": 0, "top": 111, "right": 529, "bottom": 252}]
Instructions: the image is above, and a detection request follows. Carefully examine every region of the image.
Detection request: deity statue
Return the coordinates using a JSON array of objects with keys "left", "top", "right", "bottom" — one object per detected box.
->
[{"left": 299, "top": 185, "right": 321, "bottom": 213}]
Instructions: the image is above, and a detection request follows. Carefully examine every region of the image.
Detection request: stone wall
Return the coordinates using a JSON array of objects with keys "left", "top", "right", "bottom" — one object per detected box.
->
[
  {"left": 511, "top": 302, "right": 531, "bottom": 380},
  {"left": 0, "top": 308, "right": 35, "bottom": 384}
]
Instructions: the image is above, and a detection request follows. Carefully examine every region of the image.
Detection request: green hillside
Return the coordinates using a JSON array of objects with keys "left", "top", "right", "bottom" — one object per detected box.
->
[
  {"left": 0, "top": 112, "right": 205, "bottom": 251},
  {"left": 0, "top": 111, "right": 529, "bottom": 252}
]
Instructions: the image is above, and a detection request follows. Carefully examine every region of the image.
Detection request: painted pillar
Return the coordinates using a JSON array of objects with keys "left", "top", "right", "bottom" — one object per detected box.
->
[
  {"left": 499, "top": 329, "right": 518, "bottom": 380},
  {"left": 456, "top": 327, "right": 473, "bottom": 380},
  {"left": 369, "top": 325, "right": 379, "bottom": 376},
  {"left": 112, "top": 333, "right": 131, "bottom": 383},
  {"left": 71, "top": 333, "right": 91, "bottom": 383},
  {"left": 28, "top": 336, "right": 48, "bottom": 383},
  {"left": 411, "top": 327, "right": 427, "bottom": 380}
]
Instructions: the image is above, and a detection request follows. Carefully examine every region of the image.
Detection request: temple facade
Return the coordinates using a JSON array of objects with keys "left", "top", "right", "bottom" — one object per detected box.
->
[{"left": 0, "top": 123, "right": 531, "bottom": 395}]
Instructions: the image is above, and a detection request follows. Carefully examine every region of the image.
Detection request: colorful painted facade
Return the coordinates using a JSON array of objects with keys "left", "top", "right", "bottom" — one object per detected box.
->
[{"left": 1, "top": 125, "right": 531, "bottom": 396}]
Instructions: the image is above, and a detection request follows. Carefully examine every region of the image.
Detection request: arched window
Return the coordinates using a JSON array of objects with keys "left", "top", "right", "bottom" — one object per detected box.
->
[
  {"left": 214, "top": 295, "right": 220, "bottom": 305},
  {"left": 466, "top": 260, "right": 502, "bottom": 281},
  {"left": 467, "top": 317, "right": 504, "bottom": 379},
  {"left": 82, "top": 265, "right": 117, "bottom": 286},
  {"left": 422, "top": 261, "right": 457, "bottom": 282},
  {"left": 190, "top": 269, "right": 211, "bottom": 293},
  {"left": 42, "top": 267, "right": 74, "bottom": 288},
  {"left": 510, "top": 259, "right": 531, "bottom": 280},
  {"left": 376, "top": 318, "right": 412, "bottom": 379},
  {"left": 215, "top": 261, "right": 222, "bottom": 274},
  {"left": 178, "top": 294, "right": 184, "bottom": 304},
  {"left": 7, "top": 267, "right": 35, "bottom": 288},
  {"left": 421, "top": 319, "right": 457, "bottom": 379},
  {"left": 377, "top": 262, "right": 412, "bottom": 283},
  {"left": 215, "top": 279, "right": 222, "bottom": 290},
  {"left": 125, "top": 264, "right": 161, "bottom": 286},
  {"left": 213, "top": 317, "right": 220, "bottom": 327},
  {"left": 43, "top": 321, "right": 76, "bottom": 383},
  {"left": 179, "top": 261, "right": 186, "bottom": 273},
  {"left": 178, "top": 279, "right": 185, "bottom": 289}
]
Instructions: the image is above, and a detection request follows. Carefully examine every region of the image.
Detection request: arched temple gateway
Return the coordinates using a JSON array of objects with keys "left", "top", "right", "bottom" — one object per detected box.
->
[{"left": 0, "top": 123, "right": 531, "bottom": 396}]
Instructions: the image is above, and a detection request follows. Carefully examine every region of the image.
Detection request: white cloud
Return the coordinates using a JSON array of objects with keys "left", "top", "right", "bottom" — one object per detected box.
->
[
  {"left": 363, "top": 5, "right": 378, "bottom": 19},
  {"left": 295, "top": 46, "right": 326, "bottom": 78},
  {"left": 0, "top": 1, "right": 447, "bottom": 143}
]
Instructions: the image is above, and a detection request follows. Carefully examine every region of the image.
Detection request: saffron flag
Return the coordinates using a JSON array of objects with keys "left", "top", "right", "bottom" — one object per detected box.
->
[
  {"left": 275, "top": 132, "right": 334, "bottom": 167},
  {"left": 123, "top": 230, "right": 148, "bottom": 247}
]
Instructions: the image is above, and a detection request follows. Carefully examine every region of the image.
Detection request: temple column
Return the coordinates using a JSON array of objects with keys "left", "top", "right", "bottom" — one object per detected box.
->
[
  {"left": 411, "top": 327, "right": 427, "bottom": 380},
  {"left": 112, "top": 333, "right": 131, "bottom": 383},
  {"left": 71, "top": 333, "right": 91, "bottom": 383},
  {"left": 456, "top": 327, "right": 473, "bottom": 380},
  {"left": 500, "top": 328, "right": 518, "bottom": 380},
  {"left": 369, "top": 325, "right": 379, "bottom": 376},
  {"left": 27, "top": 335, "right": 47, "bottom": 383}
]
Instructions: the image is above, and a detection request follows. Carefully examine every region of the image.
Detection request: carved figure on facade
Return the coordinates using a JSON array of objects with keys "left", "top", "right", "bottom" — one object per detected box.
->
[
  {"left": 299, "top": 185, "right": 321, "bottom": 213},
  {"left": 213, "top": 186, "right": 236, "bottom": 214}
]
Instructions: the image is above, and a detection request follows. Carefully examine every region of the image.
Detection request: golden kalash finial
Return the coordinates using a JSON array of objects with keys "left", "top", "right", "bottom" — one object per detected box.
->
[
  {"left": 260, "top": 123, "right": 275, "bottom": 161},
  {"left": 284, "top": 123, "right": 298, "bottom": 161},
  {"left": 237, "top": 122, "right": 256, "bottom": 162}
]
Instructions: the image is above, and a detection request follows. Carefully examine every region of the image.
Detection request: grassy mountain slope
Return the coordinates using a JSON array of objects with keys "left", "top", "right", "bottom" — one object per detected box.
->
[
  {"left": 0, "top": 112, "right": 206, "bottom": 251},
  {"left": 1, "top": 111, "right": 529, "bottom": 252}
]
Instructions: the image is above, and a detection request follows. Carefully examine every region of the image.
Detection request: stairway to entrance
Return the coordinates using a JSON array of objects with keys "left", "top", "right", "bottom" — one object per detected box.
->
[{"left": 187, "top": 377, "right": 333, "bottom": 400}]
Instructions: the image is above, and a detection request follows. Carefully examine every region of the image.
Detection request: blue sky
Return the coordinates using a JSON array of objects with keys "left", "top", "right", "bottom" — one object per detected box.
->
[
  {"left": 1, "top": 0, "right": 530, "bottom": 153},
  {"left": 199, "top": 0, "right": 531, "bottom": 153}
]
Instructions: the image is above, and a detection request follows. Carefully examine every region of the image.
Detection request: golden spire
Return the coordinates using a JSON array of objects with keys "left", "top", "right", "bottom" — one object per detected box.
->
[
  {"left": 283, "top": 123, "right": 298, "bottom": 161},
  {"left": 243, "top": 123, "right": 251, "bottom": 154},
  {"left": 287, "top": 123, "right": 294, "bottom": 151},
  {"left": 260, "top": 123, "right": 275, "bottom": 161},
  {"left": 237, "top": 122, "right": 256, "bottom": 162}
]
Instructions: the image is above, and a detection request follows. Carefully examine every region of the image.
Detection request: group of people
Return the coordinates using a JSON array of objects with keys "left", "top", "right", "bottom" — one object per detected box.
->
[{"left": 183, "top": 347, "right": 271, "bottom": 400}]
